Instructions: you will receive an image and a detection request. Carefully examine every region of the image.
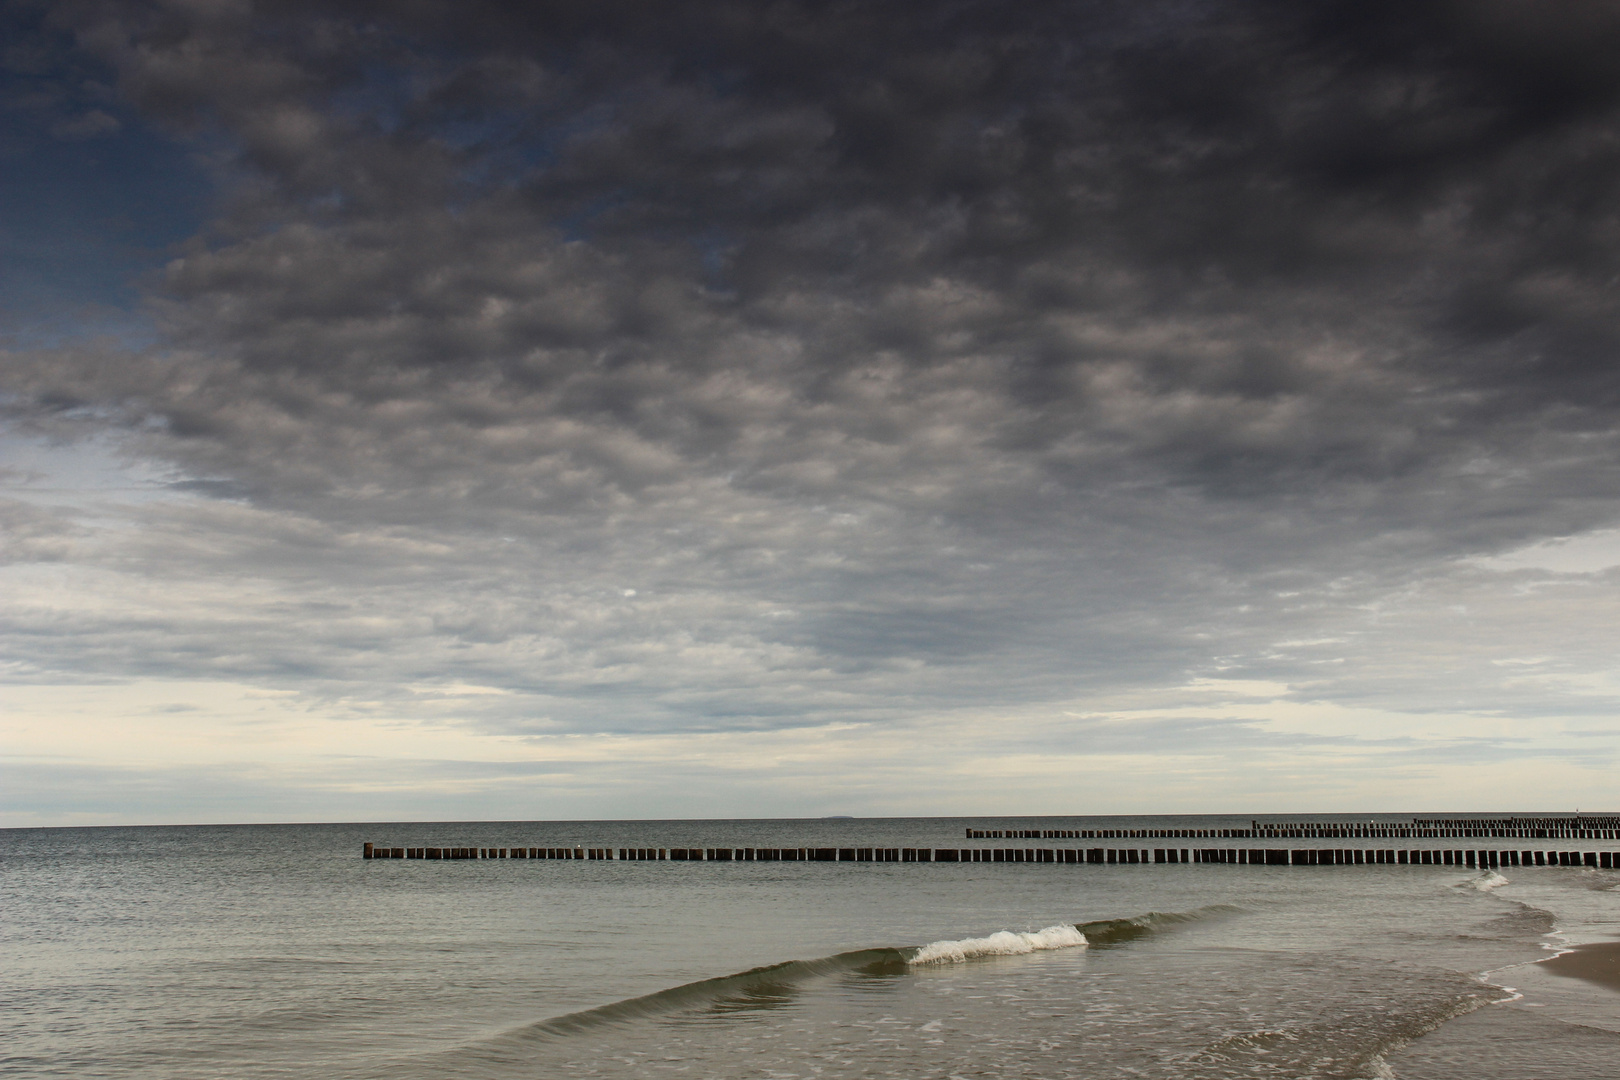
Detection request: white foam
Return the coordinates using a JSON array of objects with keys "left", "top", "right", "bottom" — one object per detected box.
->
[
  {"left": 909, "top": 924, "right": 1087, "bottom": 965},
  {"left": 1459, "top": 869, "right": 1510, "bottom": 892},
  {"left": 1362, "top": 1053, "right": 1398, "bottom": 1080}
]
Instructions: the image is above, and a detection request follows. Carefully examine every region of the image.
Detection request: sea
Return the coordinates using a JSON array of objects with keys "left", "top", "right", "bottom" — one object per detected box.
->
[{"left": 3, "top": 815, "right": 1617, "bottom": 1079}]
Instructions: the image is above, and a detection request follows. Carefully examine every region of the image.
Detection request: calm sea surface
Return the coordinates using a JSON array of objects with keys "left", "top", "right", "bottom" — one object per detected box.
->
[{"left": 3, "top": 815, "right": 1617, "bottom": 1079}]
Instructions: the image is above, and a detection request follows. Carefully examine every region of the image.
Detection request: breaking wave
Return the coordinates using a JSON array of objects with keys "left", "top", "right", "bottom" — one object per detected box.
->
[
  {"left": 389, "top": 901, "right": 1249, "bottom": 1076},
  {"left": 493, "top": 905, "right": 1234, "bottom": 1043},
  {"left": 1458, "top": 869, "right": 1510, "bottom": 892},
  {"left": 909, "top": 924, "right": 1087, "bottom": 964}
]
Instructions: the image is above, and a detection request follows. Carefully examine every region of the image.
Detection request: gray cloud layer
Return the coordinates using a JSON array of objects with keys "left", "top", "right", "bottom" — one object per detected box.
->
[{"left": 6, "top": 1, "right": 1620, "bottom": 759}]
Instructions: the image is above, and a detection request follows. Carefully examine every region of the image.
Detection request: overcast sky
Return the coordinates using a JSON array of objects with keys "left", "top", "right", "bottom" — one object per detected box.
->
[{"left": 5, "top": 0, "right": 1620, "bottom": 826}]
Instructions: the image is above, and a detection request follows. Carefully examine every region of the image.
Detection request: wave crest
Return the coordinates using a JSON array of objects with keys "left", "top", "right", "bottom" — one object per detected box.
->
[
  {"left": 909, "top": 924, "right": 1087, "bottom": 964},
  {"left": 1459, "top": 870, "right": 1510, "bottom": 892},
  {"left": 493, "top": 905, "right": 1232, "bottom": 1048},
  {"left": 1078, "top": 904, "right": 1243, "bottom": 945}
]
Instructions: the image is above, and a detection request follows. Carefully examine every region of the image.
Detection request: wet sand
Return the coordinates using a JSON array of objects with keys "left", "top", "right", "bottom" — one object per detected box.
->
[{"left": 1540, "top": 942, "right": 1620, "bottom": 993}]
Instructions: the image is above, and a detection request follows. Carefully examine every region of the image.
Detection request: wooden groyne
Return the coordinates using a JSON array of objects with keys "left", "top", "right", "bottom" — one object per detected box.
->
[
  {"left": 363, "top": 842, "right": 1619, "bottom": 868},
  {"left": 964, "top": 816, "right": 1620, "bottom": 842},
  {"left": 1256, "top": 816, "right": 1619, "bottom": 840}
]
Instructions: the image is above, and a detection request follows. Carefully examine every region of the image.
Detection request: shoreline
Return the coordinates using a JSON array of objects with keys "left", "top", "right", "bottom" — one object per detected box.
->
[{"left": 1539, "top": 942, "right": 1620, "bottom": 994}]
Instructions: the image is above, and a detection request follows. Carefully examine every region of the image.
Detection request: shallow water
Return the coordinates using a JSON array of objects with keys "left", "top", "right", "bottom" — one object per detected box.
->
[{"left": 3, "top": 816, "right": 1616, "bottom": 1079}]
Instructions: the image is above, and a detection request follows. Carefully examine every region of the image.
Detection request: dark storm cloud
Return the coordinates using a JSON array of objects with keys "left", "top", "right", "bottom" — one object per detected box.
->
[
  {"left": 82, "top": 0, "right": 1620, "bottom": 468},
  {"left": 0, "top": 2, "right": 210, "bottom": 336},
  {"left": 6, "top": 0, "right": 1620, "bottom": 734}
]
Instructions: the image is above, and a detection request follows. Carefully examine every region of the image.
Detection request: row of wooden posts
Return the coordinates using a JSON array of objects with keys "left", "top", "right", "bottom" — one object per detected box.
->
[
  {"left": 1255, "top": 817, "right": 1618, "bottom": 840},
  {"left": 965, "top": 820, "right": 1620, "bottom": 842},
  {"left": 364, "top": 843, "right": 1619, "bottom": 869}
]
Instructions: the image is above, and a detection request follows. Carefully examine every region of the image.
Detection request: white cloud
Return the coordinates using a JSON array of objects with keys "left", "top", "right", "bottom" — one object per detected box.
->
[{"left": 1473, "top": 528, "right": 1620, "bottom": 574}]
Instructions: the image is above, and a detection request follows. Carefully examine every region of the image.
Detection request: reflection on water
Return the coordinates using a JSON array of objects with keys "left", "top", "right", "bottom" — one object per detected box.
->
[{"left": 700, "top": 978, "right": 807, "bottom": 1016}]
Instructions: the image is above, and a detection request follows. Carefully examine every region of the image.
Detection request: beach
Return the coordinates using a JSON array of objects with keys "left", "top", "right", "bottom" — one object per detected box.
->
[{"left": 1540, "top": 941, "right": 1620, "bottom": 994}]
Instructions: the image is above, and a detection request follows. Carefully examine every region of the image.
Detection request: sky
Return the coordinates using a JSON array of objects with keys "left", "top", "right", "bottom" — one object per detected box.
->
[{"left": 4, "top": 0, "right": 1620, "bottom": 826}]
